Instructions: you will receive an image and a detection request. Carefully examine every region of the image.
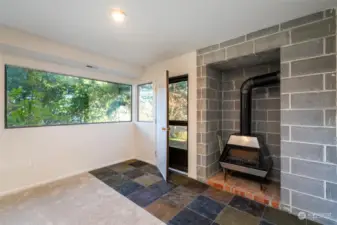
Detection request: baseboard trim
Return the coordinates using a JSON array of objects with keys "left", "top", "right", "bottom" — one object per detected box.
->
[
  {"left": 134, "top": 156, "right": 155, "bottom": 166},
  {"left": 0, "top": 157, "right": 133, "bottom": 198}
]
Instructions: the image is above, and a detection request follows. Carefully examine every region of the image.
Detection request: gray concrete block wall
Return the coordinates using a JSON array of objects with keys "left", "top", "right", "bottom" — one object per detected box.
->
[
  {"left": 196, "top": 8, "right": 337, "bottom": 224},
  {"left": 221, "top": 63, "right": 281, "bottom": 181},
  {"left": 279, "top": 9, "right": 337, "bottom": 224},
  {"left": 197, "top": 66, "right": 222, "bottom": 181}
]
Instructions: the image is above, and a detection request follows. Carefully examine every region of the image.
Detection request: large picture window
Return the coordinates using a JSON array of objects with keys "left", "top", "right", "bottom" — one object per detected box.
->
[
  {"left": 5, "top": 65, "right": 132, "bottom": 128},
  {"left": 137, "top": 83, "right": 153, "bottom": 122}
]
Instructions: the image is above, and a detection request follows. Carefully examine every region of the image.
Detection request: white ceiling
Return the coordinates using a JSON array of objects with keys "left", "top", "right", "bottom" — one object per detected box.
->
[{"left": 0, "top": 0, "right": 336, "bottom": 67}]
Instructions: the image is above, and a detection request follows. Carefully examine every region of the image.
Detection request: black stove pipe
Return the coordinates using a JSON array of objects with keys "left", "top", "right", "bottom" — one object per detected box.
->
[{"left": 240, "top": 71, "right": 280, "bottom": 136}]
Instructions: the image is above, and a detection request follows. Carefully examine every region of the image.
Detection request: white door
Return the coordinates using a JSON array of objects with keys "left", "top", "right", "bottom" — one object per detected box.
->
[{"left": 155, "top": 70, "right": 169, "bottom": 180}]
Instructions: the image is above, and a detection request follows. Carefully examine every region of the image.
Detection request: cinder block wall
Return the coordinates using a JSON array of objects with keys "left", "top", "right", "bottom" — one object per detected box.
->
[
  {"left": 197, "top": 66, "right": 222, "bottom": 179},
  {"left": 221, "top": 63, "right": 281, "bottom": 182},
  {"left": 196, "top": 8, "right": 337, "bottom": 224}
]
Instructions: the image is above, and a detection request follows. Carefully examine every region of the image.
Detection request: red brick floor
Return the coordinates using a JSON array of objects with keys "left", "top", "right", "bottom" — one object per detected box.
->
[{"left": 207, "top": 172, "right": 280, "bottom": 209}]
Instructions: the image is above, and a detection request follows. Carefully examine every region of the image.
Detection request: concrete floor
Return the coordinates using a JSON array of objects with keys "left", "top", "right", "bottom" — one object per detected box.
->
[{"left": 0, "top": 173, "right": 164, "bottom": 225}]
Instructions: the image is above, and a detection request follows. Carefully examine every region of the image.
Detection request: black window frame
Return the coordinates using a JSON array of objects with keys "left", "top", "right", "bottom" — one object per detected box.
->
[
  {"left": 4, "top": 64, "right": 133, "bottom": 129},
  {"left": 168, "top": 74, "right": 189, "bottom": 173},
  {"left": 137, "top": 82, "right": 154, "bottom": 122}
]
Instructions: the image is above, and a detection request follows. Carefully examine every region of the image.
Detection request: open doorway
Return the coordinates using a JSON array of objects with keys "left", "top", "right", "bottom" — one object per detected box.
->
[{"left": 168, "top": 75, "right": 188, "bottom": 174}]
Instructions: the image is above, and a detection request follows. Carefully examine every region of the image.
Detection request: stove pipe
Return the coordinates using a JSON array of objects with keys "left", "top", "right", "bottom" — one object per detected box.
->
[{"left": 240, "top": 72, "right": 280, "bottom": 136}]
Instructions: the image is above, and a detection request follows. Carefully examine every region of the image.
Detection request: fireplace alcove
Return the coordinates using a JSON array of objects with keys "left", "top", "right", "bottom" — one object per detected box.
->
[{"left": 201, "top": 49, "right": 282, "bottom": 207}]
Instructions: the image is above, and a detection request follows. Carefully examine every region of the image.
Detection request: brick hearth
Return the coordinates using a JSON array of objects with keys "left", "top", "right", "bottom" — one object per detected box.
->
[{"left": 207, "top": 172, "right": 280, "bottom": 209}]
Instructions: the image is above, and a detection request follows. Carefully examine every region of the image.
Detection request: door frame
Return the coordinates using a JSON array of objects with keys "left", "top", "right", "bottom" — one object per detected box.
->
[
  {"left": 165, "top": 70, "right": 170, "bottom": 179},
  {"left": 168, "top": 74, "right": 189, "bottom": 173}
]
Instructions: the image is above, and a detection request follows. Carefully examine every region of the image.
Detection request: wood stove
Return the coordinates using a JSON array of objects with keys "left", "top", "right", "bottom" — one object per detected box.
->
[
  {"left": 219, "top": 71, "right": 280, "bottom": 185},
  {"left": 219, "top": 134, "right": 272, "bottom": 178}
]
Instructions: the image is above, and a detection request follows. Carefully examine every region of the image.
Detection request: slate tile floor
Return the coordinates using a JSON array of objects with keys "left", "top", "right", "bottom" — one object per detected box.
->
[{"left": 90, "top": 160, "right": 320, "bottom": 225}]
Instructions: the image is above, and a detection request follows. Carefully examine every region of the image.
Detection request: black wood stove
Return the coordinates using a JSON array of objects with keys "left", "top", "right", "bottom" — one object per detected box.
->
[{"left": 219, "top": 71, "right": 280, "bottom": 188}]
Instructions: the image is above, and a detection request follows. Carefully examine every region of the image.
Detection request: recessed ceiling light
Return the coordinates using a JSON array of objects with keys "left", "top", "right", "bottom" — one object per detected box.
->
[{"left": 111, "top": 8, "right": 126, "bottom": 23}]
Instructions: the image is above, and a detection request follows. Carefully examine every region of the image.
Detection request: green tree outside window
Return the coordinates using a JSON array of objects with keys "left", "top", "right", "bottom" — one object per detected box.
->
[{"left": 6, "top": 65, "right": 132, "bottom": 128}]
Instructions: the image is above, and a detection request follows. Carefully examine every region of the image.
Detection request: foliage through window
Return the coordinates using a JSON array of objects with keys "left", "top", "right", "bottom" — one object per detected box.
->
[
  {"left": 169, "top": 80, "right": 188, "bottom": 121},
  {"left": 5, "top": 65, "right": 132, "bottom": 128},
  {"left": 137, "top": 83, "right": 153, "bottom": 122},
  {"left": 168, "top": 77, "right": 188, "bottom": 152}
]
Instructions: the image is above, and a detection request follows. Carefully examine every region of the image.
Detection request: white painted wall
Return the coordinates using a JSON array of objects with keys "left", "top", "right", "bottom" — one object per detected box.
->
[
  {"left": 0, "top": 26, "right": 143, "bottom": 78},
  {"left": 0, "top": 26, "right": 197, "bottom": 195},
  {"left": 135, "top": 51, "right": 197, "bottom": 179},
  {"left": 0, "top": 54, "right": 137, "bottom": 195}
]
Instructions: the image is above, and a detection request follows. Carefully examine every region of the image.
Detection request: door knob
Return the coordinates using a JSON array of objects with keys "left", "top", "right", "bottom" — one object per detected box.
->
[{"left": 162, "top": 127, "right": 170, "bottom": 131}]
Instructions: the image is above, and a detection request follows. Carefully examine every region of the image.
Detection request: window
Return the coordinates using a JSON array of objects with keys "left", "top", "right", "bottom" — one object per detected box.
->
[
  {"left": 5, "top": 65, "right": 132, "bottom": 128},
  {"left": 137, "top": 83, "right": 153, "bottom": 122},
  {"left": 169, "top": 78, "right": 188, "bottom": 121}
]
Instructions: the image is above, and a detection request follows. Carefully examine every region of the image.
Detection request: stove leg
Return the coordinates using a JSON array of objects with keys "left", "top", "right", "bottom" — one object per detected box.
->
[
  {"left": 223, "top": 168, "right": 227, "bottom": 181},
  {"left": 260, "top": 184, "right": 266, "bottom": 192},
  {"left": 260, "top": 178, "right": 268, "bottom": 192}
]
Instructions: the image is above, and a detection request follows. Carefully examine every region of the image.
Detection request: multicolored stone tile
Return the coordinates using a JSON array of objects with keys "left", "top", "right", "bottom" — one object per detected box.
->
[
  {"left": 123, "top": 169, "right": 145, "bottom": 179},
  {"left": 215, "top": 206, "right": 260, "bottom": 225},
  {"left": 263, "top": 207, "right": 311, "bottom": 225},
  {"left": 127, "top": 187, "right": 163, "bottom": 207},
  {"left": 168, "top": 173, "right": 191, "bottom": 186},
  {"left": 229, "top": 195, "right": 265, "bottom": 217},
  {"left": 134, "top": 174, "right": 163, "bottom": 187},
  {"left": 89, "top": 160, "right": 305, "bottom": 225},
  {"left": 148, "top": 180, "right": 175, "bottom": 196},
  {"left": 187, "top": 195, "right": 225, "bottom": 220},
  {"left": 183, "top": 179, "right": 209, "bottom": 194},
  {"left": 140, "top": 164, "right": 162, "bottom": 176},
  {"left": 259, "top": 219, "right": 274, "bottom": 225},
  {"left": 101, "top": 174, "right": 130, "bottom": 188},
  {"left": 109, "top": 163, "right": 135, "bottom": 173},
  {"left": 160, "top": 186, "right": 199, "bottom": 208},
  {"left": 202, "top": 187, "right": 234, "bottom": 204},
  {"left": 89, "top": 167, "right": 118, "bottom": 180},
  {"left": 168, "top": 208, "right": 213, "bottom": 225},
  {"left": 115, "top": 180, "right": 144, "bottom": 196},
  {"left": 146, "top": 199, "right": 182, "bottom": 223}
]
